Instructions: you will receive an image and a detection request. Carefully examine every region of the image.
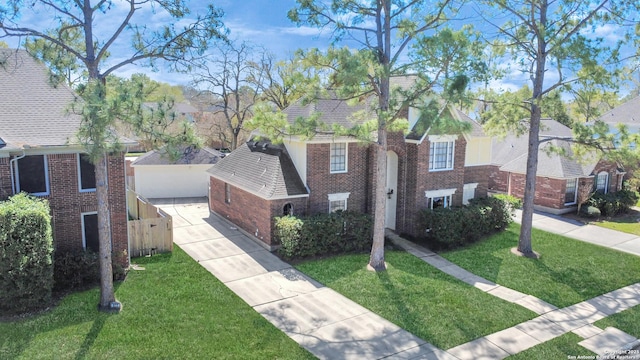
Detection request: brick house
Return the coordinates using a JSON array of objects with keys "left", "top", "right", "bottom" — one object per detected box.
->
[
  {"left": 0, "top": 49, "right": 131, "bottom": 265},
  {"left": 208, "top": 92, "right": 491, "bottom": 247},
  {"left": 488, "top": 119, "right": 624, "bottom": 214}
]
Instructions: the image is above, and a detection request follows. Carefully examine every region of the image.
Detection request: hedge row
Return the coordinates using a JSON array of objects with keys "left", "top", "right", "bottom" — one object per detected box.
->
[
  {"left": 275, "top": 211, "right": 373, "bottom": 259},
  {"left": 416, "top": 197, "right": 512, "bottom": 250},
  {"left": 0, "top": 193, "right": 54, "bottom": 315}
]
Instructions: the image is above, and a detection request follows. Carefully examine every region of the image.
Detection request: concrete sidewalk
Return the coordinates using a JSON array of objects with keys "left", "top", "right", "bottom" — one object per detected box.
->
[
  {"left": 513, "top": 209, "right": 640, "bottom": 256},
  {"left": 154, "top": 198, "right": 640, "bottom": 359}
]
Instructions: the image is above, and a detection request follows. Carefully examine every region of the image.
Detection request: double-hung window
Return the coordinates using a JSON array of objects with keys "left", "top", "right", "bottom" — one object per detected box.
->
[
  {"left": 14, "top": 155, "right": 50, "bottom": 196},
  {"left": 330, "top": 143, "right": 347, "bottom": 173},
  {"left": 78, "top": 154, "right": 96, "bottom": 192},
  {"left": 565, "top": 178, "right": 578, "bottom": 205},
  {"left": 429, "top": 140, "right": 454, "bottom": 171},
  {"left": 595, "top": 172, "right": 609, "bottom": 193}
]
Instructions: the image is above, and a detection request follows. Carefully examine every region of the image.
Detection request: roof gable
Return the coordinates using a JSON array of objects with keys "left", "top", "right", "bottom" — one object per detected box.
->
[
  {"left": 207, "top": 140, "right": 308, "bottom": 200},
  {"left": 0, "top": 49, "right": 83, "bottom": 149},
  {"left": 596, "top": 96, "right": 640, "bottom": 125}
]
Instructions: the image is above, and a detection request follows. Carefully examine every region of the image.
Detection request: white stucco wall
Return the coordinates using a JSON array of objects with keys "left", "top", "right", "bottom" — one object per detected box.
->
[{"left": 133, "top": 164, "right": 212, "bottom": 198}]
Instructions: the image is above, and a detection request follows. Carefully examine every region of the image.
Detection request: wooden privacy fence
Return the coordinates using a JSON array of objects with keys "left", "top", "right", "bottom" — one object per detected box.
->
[{"left": 127, "top": 190, "right": 173, "bottom": 258}]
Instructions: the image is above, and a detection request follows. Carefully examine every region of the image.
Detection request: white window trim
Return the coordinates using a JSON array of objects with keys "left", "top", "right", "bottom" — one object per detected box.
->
[
  {"left": 596, "top": 171, "right": 609, "bottom": 193},
  {"left": 14, "top": 154, "right": 50, "bottom": 196},
  {"left": 564, "top": 178, "right": 578, "bottom": 205},
  {"left": 328, "top": 192, "right": 350, "bottom": 212},
  {"left": 81, "top": 211, "right": 98, "bottom": 251},
  {"left": 429, "top": 139, "right": 455, "bottom": 172},
  {"left": 77, "top": 153, "right": 96, "bottom": 193},
  {"left": 425, "top": 188, "right": 456, "bottom": 209},
  {"left": 329, "top": 142, "right": 348, "bottom": 174}
]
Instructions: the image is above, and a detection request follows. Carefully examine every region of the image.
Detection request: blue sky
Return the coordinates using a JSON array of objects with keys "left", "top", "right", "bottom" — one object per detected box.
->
[{"left": 2, "top": 0, "right": 635, "bottom": 94}]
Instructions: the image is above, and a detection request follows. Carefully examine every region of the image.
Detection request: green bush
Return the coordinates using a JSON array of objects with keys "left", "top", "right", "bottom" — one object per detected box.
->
[
  {"left": 417, "top": 197, "right": 512, "bottom": 250},
  {"left": 275, "top": 211, "right": 372, "bottom": 260},
  {"left": 0, "top": 193, "right": 54, "bottom": 315},
  {"left": 588, "top": 189, "right": 639, "bottom": 216},
  {"left": 580, "top": 205, "right": 601, "bottom": 218},
  {"left": 492, "top": 193, "right": 523, "bottom": 211},
  {"left": 53, "top": 250, "right": 100, "bottom": 291}
]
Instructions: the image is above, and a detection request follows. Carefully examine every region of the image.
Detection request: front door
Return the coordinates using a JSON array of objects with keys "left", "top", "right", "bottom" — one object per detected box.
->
[{"left": 385, "top": 151, "right": 398, "bottom": 230}]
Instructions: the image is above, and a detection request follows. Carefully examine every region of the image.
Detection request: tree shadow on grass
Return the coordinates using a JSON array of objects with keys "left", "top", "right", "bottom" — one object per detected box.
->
[{"left": 74, "top": 314, "right": 107, "bottom": 360}]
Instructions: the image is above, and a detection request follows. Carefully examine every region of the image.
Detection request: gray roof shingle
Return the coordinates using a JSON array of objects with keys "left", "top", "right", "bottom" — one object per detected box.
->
[
  {"left": 207, "top": 140, "right": 308, "bottom": 200},
  {"left": 595, "top": 96, "right": 640, "bottom": 125},
  {"left": 493, "top": 119, "right": 598, "bottom": 178},
  {"left": 0, "top": 49, "right": 83, "bottom": 149},
  {"left": 132, "top": 146, "right": 223, "bottom": 165}
]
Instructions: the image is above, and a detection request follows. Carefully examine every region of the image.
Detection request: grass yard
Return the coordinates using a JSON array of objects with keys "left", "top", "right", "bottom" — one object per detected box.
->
[
  {"left": 594, "top": 305, "right": 640, "bottom": 338},
  {"left": 295, "top": 251, "right": 536, "bottom": 350},
  {"left": 441, "top": 223, "right": 640, "bottom": 308},
  {"left": 0, "top": 247, "right": 313, "bottom": 360},
  {"left": 590, "top": 211, "right": 640, "bottom": 236},
  {"left": 506, "top": 332, "right": 595, "bottom": 359}
]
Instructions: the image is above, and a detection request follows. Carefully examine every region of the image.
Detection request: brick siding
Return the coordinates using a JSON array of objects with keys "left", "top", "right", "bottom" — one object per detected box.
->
[
  {"left": 0, "top": 153, "right": 129, "bottom": 267},
  {"left": 209, "top": 177, "right": 308, "bottom": 246}
]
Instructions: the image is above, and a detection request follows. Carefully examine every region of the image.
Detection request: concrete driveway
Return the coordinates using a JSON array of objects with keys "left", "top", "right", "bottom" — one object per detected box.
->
[{"left": 151, "top": 198, "right": 449, "bottom": 360}]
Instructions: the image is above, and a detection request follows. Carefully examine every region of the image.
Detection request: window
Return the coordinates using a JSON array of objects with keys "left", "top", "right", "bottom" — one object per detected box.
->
[
  {"left": 565, "top": 178, "right": 578, "bottom": 205},
  {"left": 462, "top": 183, "right": 478, "bottom": 205},
  {"left": 82, "top": 212, "right": 99, "bottom": 253},
  {"left": 429, "top": 141, "right": 454, "bottom": 171},
  {"left": 78, "top": 154, "right": 96, "bottom": 192},
  {"left": 425, "top": 188, "right": 456, "bottom": 209},
  {"left": 225, "top": 183, "right": 231, "bottom": 204},
  {"left": 14, "top": 155, "right": 50, "bottom": 195},
  {"left": 595, "top": 172, "right": 609, "bottom": 193},
  {"left": 330, "top": 143, "right": 347, "bottom": 173},
  {"left": 328, "top": 192, "right": 350, "bottom": 213},
  {"left": 283, "top": 203, "right": 294, "bottom": 216}
]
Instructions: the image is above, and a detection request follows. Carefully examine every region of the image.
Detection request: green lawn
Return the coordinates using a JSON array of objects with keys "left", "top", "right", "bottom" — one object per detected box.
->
[
  {"left": 295, "top": 251, "right": 536, "bottom": 350},
  {"left": 595, "top": 305, "right": 640, "bottom": 338},
  {"left": 441, "top": 223, "right": 640, "bottom": 308},
  {"left": 591, "top": 211, "right": 640, "bottom": 236},
  {"left": 0, "top": 247, "right": 313, "bottom": 360},
  {"left": 506, "top": 332, "right": 595, "bottom": 359}
]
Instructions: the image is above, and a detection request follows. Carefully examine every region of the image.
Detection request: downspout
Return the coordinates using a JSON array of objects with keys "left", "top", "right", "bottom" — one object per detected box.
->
[
  {"left": 123, "top": 147, "right": 132, "bottom": 267},
  {"left": 9, "top": 150, "right": 26, "bottom": 195}
]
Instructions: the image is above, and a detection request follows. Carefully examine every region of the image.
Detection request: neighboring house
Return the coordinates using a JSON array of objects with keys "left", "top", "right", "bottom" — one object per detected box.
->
[
  {"left": 131, "top": 146, "right": 224, "bottom": 198},
  {"left": 207, "top": 91, "right": 491, "bottom": 247},
  {"left": 0, "top": 49, "right": 131, "bottom": 264},
  {"left": 489, "top": 119, "right": 624, "bottom": 214},
  {"left": 591, "top": 95, "right": 640, "bottom": 141}
]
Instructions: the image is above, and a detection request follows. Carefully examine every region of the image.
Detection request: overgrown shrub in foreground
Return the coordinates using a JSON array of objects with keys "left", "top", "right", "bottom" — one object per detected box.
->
[
  {"left": 416, "top": 197, "right": 512, "bottom": 250},
  {"left": 588, "top": 189, "right": 639, "bottom": 216},
  {"left": 0, "top": 193, "right": 54, "bottom": 315},
  {"left": 275, "top": 211, "right": 373, "bottom": 260}
]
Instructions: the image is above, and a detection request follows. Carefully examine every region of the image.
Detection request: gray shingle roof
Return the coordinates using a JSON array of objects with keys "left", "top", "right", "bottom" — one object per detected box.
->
[
  {"left": 491, "top": 119, "right": 573, "bottom": 166},
  {"left": 596, "top": 96, "right": 640, "bottom": 125},
  {"left": 284, "top": 92, "right": 375, "bottom": 129},
  {"left": 499, "top": 139, "right": 597, "bottom": 178},
  {"left": 207, "top": 140, "right": 308, "bottom": 200},
  {"left": 0, "top": 49, "right": 84, "bottom": 149},
  {"left": 492, "top": 119, "right": 598, "bottom": 179},
  {"left": 132, "top": 146, "right": 223, "bottom": 165}
]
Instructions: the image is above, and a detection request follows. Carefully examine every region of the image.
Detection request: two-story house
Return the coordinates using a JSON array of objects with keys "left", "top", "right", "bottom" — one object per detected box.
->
[
  {"left": 207, "top": 92, "right": 491, "bottom": 247},
  {"left": 0, "top": 49, "right": 131, "bottom": 265}
]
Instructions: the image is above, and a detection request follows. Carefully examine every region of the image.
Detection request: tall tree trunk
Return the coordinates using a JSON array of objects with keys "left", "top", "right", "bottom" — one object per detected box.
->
[
  {"left": 96, "top": 154, "right": 117, "bottom": 311},
  {"left": 369, "top": 129, "right": 388, "bottom": 271}
]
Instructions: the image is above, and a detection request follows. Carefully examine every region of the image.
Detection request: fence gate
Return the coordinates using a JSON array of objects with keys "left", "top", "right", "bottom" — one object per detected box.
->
[{"left": 127, "top": 190, "right": 173, "bottom": 257}]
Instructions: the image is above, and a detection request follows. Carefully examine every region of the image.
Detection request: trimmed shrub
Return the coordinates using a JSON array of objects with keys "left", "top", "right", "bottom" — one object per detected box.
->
[
  {"left": 492, "top": 193, "right": 523, "bottom": 211},
  {"left": 417, "top": 196, "right": 512, "bottom": 250},
  {"left": 0, "top": 193, "right": 54, "bottom": 315},
  {"left": 275, "top": 211, "right": 372, "bottom": 260},
  {"left": 588, "top": 189, "right": 639, "bottom": 216},
  {"left": 580, "top": 205, "right": 601, "bottom": 218},
  {"left": 53, "top": 250, "right": 100, "bottom": 291}
]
